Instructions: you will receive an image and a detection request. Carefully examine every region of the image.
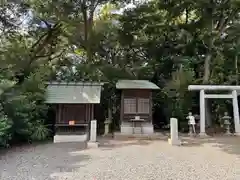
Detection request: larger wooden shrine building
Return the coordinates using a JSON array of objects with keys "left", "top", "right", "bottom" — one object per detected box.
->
[
  {"left": 45, "top": 82, "right": 103, "bottom": 143},
  {"left": 116, "top": 80, "right": 160, "bottom": 135}
]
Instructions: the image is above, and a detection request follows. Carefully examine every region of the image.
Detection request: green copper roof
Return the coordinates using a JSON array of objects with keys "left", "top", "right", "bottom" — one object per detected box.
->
[
  {"left": 116, "top": 80, "right": 160, "bottom": 90},
  {"left": 45, "top": 82, "right": 103, "bottom": 104}
]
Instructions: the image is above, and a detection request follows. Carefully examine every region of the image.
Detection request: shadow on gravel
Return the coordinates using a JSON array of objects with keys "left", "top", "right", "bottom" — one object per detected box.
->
[
  {"left": 38, "top": 142, "right": 91, "bottom": 179},
  {"left": 0, "top": 142, "right": 91, "bottom": 180},
  {"left": 180, "top": 136, "right": 240, "bottom": 156},
  {"left": 98, "top": 133, "right": 240, "bottom": 156},
  {"left": 209, "top": 137, "right": 240, "bottom": 156},
  {"left": 98, "top": 138, "right": 152, "bottom": 151},
  {"left": 0, "top": 140, "right": 53, "bottom": 157}
]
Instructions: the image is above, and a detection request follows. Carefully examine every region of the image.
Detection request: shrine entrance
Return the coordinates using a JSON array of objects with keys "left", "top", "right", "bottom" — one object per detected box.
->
[{"left": 188, "top": 85, "right": 240, "bottom": 136}]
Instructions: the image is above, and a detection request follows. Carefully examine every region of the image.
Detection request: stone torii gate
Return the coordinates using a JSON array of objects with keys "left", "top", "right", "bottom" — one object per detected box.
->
[{"left": 188, "top": 85, "right": 240, "bottom": 136}]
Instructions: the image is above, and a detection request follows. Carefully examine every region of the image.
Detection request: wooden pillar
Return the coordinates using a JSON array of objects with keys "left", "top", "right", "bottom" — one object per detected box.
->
[
  {"left": 86, "top": 104, "right": 92, "bottom": 123},
  {"left": 85, "top": 104, "right": 88, "bottom": 123},
  {"left": 88, "top": 104, "right": 91, "bottom": 121},
  {"left": 91, "top": 104, "right": 94, "bottom": 120},
  {"left": 58, "top": 104, "right": 62, "bottom": 123},
  {"left": 55, "top": 105, "right": 58, "bottom": 124},
  {"left": 86, "top": 104, "right": 91, "bottom": 140},
  {"left": 149, "top": 91, "right": 153, "bottom": 123},
  {"left": 135, "top": 92, "right": 138, "bottom": 116},
  {"left": 120, "top": 91, "right": 124, "bottom": 124}
]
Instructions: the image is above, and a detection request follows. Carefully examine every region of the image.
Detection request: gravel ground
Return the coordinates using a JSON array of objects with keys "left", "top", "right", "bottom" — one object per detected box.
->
[{"left": 1, "top": 137, "right": 240, "bottom": 180}]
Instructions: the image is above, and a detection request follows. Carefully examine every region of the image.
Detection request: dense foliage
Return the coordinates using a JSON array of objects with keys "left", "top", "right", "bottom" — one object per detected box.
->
[{"left": 0, "top": 0, "right": 240, "bottom": 147}]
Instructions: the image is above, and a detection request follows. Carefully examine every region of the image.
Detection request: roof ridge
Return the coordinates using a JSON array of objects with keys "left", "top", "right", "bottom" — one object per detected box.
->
[{"left": 46, "top": 81, "right": 104, "bottom": 86}]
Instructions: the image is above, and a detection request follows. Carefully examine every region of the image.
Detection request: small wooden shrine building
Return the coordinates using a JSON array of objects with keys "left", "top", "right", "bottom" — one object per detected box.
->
[
  {"left": 45, "top": 82, "right": 103, "bottom": 142},
  {"left": 116, "top": 80, "right": 160, "bottom": 135}
]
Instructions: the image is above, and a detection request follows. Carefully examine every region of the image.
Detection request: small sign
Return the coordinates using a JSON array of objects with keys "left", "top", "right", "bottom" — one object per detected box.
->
[
  {"left": 135, "top": 116, "right": 140, "bottom": 120},
  {"left": 69, "top": 120, "right": 75, "bottom": 125}
]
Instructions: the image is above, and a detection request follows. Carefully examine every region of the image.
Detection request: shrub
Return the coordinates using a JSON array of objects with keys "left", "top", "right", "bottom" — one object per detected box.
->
[
  {"left": 0, "top": 71, "right": 50, "bottom": 145},
  {"left": 0, "top": 114, "right": 12, "bottom": 147},
  {"left": 31, "top": 121, "right": 51, "bottom": 141}
]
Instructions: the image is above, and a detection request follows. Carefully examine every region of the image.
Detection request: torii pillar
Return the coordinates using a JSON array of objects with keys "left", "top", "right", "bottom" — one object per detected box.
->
[
  {"left": 199, "top": 90, "right": 206, "bottom": 136},
  {"left": 232, "top": 90, "right": 240, "bottom": 135}
]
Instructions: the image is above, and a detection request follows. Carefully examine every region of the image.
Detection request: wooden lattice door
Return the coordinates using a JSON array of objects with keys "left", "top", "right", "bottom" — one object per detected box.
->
[{"left": 62, "top": 104, "right": 86, "bottom": 124}]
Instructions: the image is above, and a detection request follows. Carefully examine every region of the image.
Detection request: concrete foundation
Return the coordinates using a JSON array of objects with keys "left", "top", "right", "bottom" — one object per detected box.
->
[
  {"left": 168, "top": 138, "right": 181, "bottom": 146},
  {"left": 120, "top": 122, "right": 154, "bottom": 135},
  {"left": 87, "top": 142, "right": 99, "bottom": 148},
  {"left": 54, "top": 134, "right": 87, "bottom": 143}
]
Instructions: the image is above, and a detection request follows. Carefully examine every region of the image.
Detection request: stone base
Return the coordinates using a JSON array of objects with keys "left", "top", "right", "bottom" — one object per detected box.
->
[
  {"left": 168, "top": 138, "right": 181, "bottom": 146},
  {"left": 54, "top": 134, "right": 87, "bottom": 143},
  {"left": 113, "top": 132, "right": 166, "bottom": 140},
  {"left": 198, "top": 132, "right": 209, "bottom": 138},
  {"left": 120, "top": 122, "right": 154, "bottom": 135},
  {"left": 234, "top": 124, "right": 240, "bottom": 135},
  {"left": 87, "top": 141, "right": 99, "bottom": 148},
  {"left": 234, "top": 132, "right": 240, "bottom": 136},
  {"left": 224, "top": 132, "right": 234, "bottom": 136},
  {"left": 120, "top": 124, "right": 132, "bottom": 135}
]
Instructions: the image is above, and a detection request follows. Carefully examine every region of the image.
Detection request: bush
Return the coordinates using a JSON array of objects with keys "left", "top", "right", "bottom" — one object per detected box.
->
[
  {"left": 31, "top": 121, "right": 51, "bottom": 141},
  {"left": 0, "top": 71, "right": 50, "bottom": 146},
  {"left": 0, "top": 114, "right": 12, "bottom": 147}
]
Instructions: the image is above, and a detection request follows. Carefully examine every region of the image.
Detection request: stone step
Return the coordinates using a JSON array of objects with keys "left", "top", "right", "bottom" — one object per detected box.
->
[
  {"left": 133, "top": 127, "right": 142, "bottom": 134},
  {"left": 113, "top": 132, "right": 168, "bottom": 140}
]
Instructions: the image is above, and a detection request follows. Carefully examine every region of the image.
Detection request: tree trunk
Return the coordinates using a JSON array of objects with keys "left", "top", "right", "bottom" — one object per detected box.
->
[
  {"left": 203, "top": 53, "right": 212, "bottom": 127},
  {"left": 81, "top": 1, "right": 93, "bottom": 63},
  {"left": 203, "top": 54, "right": 212, "bottom": 84}
]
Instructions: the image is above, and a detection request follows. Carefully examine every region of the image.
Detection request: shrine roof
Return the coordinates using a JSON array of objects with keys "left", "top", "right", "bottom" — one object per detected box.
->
[
  {"left": 116, "top": 80, "right": 160, "bottom": 90},
  {"left": 45, "top": 81, "right": 103, "bottom": 104}
]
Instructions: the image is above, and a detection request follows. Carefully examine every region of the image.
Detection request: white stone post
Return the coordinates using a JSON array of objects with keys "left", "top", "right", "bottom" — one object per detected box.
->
[
  {"left": 90, "top": 120, "right": 97, "bottom": 142},
  {"left": 87, "top": 120, "right": 99, "bottom": 148},
  {"left": 199, "top": 90, "right": 207, "bottom": 136},
  {"left": 104, "top": 119, "right": 110, "bottom": 136},
  {"left": 232, "top": 90, "right": 240, "bottom": 135},
  {"left": 168, "top": 118, "right": 181, "bottom": 146}
]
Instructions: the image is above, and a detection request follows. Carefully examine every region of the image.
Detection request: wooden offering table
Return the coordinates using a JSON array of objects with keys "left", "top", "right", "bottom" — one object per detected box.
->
[{"left": 130, "top": 116, "right": 145, "bottom": 134}]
